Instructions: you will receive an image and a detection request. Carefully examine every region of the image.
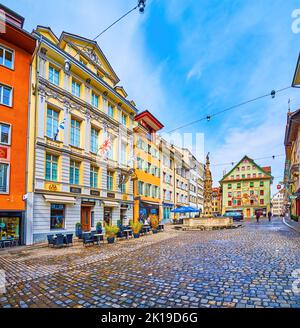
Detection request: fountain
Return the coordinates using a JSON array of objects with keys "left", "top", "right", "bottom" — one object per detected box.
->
[{"left": 182, "top": 153, "right": 234, "bottom": 230}]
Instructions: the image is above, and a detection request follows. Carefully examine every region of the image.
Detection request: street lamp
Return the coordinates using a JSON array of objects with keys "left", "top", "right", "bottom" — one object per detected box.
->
[{"left": 138, "top": 0, "right": 146, "bottom": 13}]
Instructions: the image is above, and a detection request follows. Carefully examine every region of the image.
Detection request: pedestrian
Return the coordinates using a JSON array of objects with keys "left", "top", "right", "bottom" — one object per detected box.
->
[
  {"left": 268, "top": 211, "right": 272, "bottom": 222},
  {"left": 256, "top": 211, "right": 260, "bottom": 223}
]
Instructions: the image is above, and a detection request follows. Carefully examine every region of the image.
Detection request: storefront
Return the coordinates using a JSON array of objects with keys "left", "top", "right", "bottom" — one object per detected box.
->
[
  {"left": 139, "top": 201, "right": 160, "bottom": 222},
  {"left": 0, "top": 211, "right": 24, "bottom": 247},
  {"left": 162, "top": 202, "right": 173, "bottom": 221}
]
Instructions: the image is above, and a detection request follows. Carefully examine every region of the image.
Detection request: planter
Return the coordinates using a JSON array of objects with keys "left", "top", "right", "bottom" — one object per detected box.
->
[
  {"left": 133, "top": 233, "right": 140, "bottom": 238},
  {"left": 75, "top": 228, "right": 82, "bottom": 238},
  {"left": 107, "top": 237, "right": 115, "bottom": 244},
  {"left": 152, "top": 229, "right": 158, "bottom": 234}
]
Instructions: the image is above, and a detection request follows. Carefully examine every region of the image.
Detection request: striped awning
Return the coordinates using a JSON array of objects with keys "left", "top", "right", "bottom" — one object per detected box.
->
[{"left": 43, "top": 194, "right": 76, "bottom": 204}]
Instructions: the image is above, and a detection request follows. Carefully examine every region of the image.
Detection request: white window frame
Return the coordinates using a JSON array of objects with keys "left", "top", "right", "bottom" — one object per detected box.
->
[
  {"left": 90, "top": 127, "right": 99, "bottom": 153},
  {"left": 0, "top": 84, "right": 12, "bottom": 107},
  {"left": 72, "top": 79, "right": 81, "bottom": 98},
  {"left": 91, "top": 92, "right": 99, "bottom": 108},
  {"left": 0, "top": 122, "right": 11, "bottom": 145},
  {"left": 0, "top": 44, "right": 14, "bottom": 70},
  {"left": 48, "top": 65, "right": 60, "bottom": 86},
  {"left": 0, "top": 162, "right": 10, "bottom": 194},
  {"left": 70, "top": 118, "right": 81, "bottom": 147}
]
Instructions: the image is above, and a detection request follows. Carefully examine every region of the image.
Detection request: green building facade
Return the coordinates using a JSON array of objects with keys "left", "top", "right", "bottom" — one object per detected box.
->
[{"left": 220, "top": 156, "right": 273, "bottom": 218}]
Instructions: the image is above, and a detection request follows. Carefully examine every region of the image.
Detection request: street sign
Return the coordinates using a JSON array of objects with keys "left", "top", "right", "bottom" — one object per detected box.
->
[{"left": 277, "top": 184, "right": 281, "bottom": 190}]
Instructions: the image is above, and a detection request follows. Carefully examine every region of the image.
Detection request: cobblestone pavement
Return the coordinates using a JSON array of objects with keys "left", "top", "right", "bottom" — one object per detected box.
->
[{"left": 0, "top": 217, "right": 300, "bottom": 308}]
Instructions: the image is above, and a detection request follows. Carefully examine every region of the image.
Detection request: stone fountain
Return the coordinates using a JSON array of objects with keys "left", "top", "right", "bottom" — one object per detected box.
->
[{"left": 182, "top": 153, "right": 233, "bottom": 230}]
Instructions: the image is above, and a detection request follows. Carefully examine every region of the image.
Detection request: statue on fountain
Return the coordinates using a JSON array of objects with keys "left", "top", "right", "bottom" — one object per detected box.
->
[{"left": 202, "top": 152, "right": 213, "bottom": 218}]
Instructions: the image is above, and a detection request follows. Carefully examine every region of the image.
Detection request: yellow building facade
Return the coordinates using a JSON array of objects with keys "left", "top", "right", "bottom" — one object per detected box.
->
[
  {"left": 25, "top": 27, "right": 137, "bottom": 244},
  {"left": 133, "top": 111, "right": 163, "bottom": 222}
]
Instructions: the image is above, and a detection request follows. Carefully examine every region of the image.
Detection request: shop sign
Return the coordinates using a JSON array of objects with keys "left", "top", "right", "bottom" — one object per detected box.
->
[
  {"left": 107, "top": 192, "right": 115, "bottom": 199},
  {"left": 48, "top": 184, "right": 58, "bottom": 192},
  {"left": 70, "top": 187, "right": 81, "bottom": 194},
  {"left": 81, "top": 199, "right": 96, "bottom": 206},
  {"left": 0, "top": 146, "right": 9, "bottom": 161},
  {"left": 90, "top": 190, "right": 100, "bottom": 196}
]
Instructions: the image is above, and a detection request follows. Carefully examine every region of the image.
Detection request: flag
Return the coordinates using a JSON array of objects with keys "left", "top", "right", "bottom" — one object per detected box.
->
[
  {"left": 54, "top": 118, "right": 66, "bottom": 141},
  {"left": 98, "top": 138, "right": 111, "bottom": 157}
]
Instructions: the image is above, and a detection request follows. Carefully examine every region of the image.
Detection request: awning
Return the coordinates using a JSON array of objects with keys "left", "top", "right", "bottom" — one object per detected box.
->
[
  {"left": 140, "top": 200, "right": 160, "bottom": 206},
  {"left": 43, "top": 194, "right": 76, "bottom": 204},
  {"left": 103, "top": 201, "right": 119, "bottom": 207}
]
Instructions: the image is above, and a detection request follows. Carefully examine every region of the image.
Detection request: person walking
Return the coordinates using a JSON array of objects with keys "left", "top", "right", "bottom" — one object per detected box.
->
[
  {"left": 256, "top": 211, "right": 261, "bottom": 223},
  {"left": 268, "top": 211, "right": 272, "bottom": 222}
]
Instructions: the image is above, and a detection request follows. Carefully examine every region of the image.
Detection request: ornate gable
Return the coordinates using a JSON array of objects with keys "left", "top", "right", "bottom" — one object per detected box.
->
[{"left": 59, "top": 32, "right": 120, "bottom": 85}]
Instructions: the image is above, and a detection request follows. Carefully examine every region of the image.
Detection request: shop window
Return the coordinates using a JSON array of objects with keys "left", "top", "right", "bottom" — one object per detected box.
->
[
  {"left": 91, "top": 211, "right": 95, "bottom": 228},
  {"left": 0, "top": 217, "right": 19, "bottom": 242},
  {"left": 50, "top": 204, "right": 65, "bottom": 230}
]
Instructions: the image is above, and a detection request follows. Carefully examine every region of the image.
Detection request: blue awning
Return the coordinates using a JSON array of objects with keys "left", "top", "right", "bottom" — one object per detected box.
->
[{"left": 171, "top": 206, "right": 200, "bottom": 213}]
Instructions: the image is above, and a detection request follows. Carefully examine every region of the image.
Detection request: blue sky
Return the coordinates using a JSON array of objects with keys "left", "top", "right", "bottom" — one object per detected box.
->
[{"left": 3, "top": 0, "right": 300, "bottom": 194}]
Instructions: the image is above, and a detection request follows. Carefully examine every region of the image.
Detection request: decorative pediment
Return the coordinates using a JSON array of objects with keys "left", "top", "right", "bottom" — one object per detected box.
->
[{"left": 59, "top": 32, "right": 120, "bottom": 85}]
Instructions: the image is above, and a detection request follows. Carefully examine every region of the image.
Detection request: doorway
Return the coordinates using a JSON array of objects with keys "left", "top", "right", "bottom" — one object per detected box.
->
[
  {"left": 81, "top": 207, "right": 91, "bottom": 232},
  {"left": 104, "top": 207, "right": 113, "bottom": 226},
  {"left": 246, "top": 208, "right": 250, "bottom": 218}
]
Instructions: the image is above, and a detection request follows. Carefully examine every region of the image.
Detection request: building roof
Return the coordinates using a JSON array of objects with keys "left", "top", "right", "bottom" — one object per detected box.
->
[
  {"left": 134, "top": 110, "right": 164, "bottom": 131},
  {"left": 284, "top": 108, "right": 300, "bottom": 146},
  {"left": 220, "top": 155, "right": 273, "bottom": 183},
  {"left": 0, "top": 4, "right": 24, "bottom": 28}
]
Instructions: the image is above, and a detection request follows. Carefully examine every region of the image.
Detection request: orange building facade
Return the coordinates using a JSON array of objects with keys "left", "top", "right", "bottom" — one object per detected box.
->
[{"left": 0, "top": 5, "right": 36, "bottom": 245}]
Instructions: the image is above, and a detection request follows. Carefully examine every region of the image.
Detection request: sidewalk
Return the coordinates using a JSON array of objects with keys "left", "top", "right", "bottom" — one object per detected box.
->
[{"left": 283, "top": 216, "right": 300, "bottom": 233}]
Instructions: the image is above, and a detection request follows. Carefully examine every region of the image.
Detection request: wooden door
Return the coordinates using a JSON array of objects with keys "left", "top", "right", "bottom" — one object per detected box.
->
[
  {"left": 81, "top": 207, "right": 91, "bottom": 232},
  {"left": 246, "top": 208, "right": 250, "bottom": 218}
]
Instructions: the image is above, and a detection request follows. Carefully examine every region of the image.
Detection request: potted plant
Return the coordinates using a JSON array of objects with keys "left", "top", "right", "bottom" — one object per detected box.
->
[
  {"left": 105, "top": 225, "right": 119, "bottom": 244},
  {"left": 131, "top": 221, "right": 143, "bottom": 238},
  {"left": 75, "top": 222, "right": 82, "bottom": 238},
  {"left": 150, "top": 215, "right": 159, "bottom": 234},
  {"left": 96, "top": 222, "right": 103, "bottom": 234}
]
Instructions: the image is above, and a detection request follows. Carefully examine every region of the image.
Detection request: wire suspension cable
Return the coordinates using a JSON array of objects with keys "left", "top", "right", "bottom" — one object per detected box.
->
[
  {"left": 211, "top": 154, "right": 285, "bottom": 167},
  {"left": 74, "top": 3, "right": 142, "bottom": 59},
  {"left": 166, "top": 86, "right": 291, "bottom": 134}
]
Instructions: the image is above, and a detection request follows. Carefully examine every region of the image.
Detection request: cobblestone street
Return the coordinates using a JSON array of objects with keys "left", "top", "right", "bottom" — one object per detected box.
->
[{"left": 0, "top": 217, "right": 300, "bottom": 308}]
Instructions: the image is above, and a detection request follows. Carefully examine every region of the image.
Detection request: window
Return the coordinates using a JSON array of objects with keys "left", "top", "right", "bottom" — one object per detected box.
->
[
  {"left": 45, "top": 154, "right": 58, "bottom": 181},
  {"left": 145, "top": 183, "right": 151, "bottom": 197},
  {"left": 107, "top": 137, "right": 113, "bottom": 160},
  {"left": 70, "top": 119, "right": 80, "bottom": 147},
  {"left": 120, "top": 142, "right": 126, "bottom": 165},
  {"left": 90, "top": 166, "right": 98, "bottom": 188},
  {"left": 91, "top": 211, "right": 95, "bottom": 228},
  {"left": 0, "top": 123, "right": 10, "bottom": 144},
  {"left": 107, "top": 171, "right": 114, "bottom": 191},
  {"left": 241, "top": 166, "right": 245, "bottom": 171},
  {"left": 237, "top": 182, "right": 241, "bottom": 189},
  {"left": 48, "top": 66, "right": 60, "bottom": 85},
  {"left": 91, "top": 92, "right": 99, "bottom": 108},
  {"left": 120, "top": 182, "right": 126, "bottom": 193},
  {"left": 50, "top": 204, "right": 65, "bottom": 230},
  {"left": 90, "top": 127, "right": 98, "bottom": 153},
  {"left": 253, "top": 173, "right": 256, "bottom": 178},
  {"left": 260, "top": 181, "right": 264, "bottom": 187},
  {"left": 108, "top": 103, "right": 114, "bottom": 118},
  {"left": 250, "top": 182, "right": 254, "bottom": 187},
  {"left": 138, "top": 181, "right": 144, "bottom": 195},
  {"left": 260, "top": 199, "right": 264, "bottom": 205},
  {"left": 228, "top": 184, "right": 232, "bottom": 189},
  {"left": 121, "top": 113, "right": 127, "bottom": 126},
  {"left": 46, "top": 108, "right": 59, "bottom": 139},
  {"left": 72, "top": 80, "right": 81, "bottom": 98},
  {"left": 260, "top": 190, "right": 264, "bottom": 196},
  {"left": 69, "top": 160, "right": 80, "bottom": 185},
  {"left": 0, "top": 45, "right": 13, "bottom": 69},
  {"left": 228, "top": 201, "right": 232, "bottom": 206},
  {"left": 0, "top": 163, "right": 9, "bottom": 193},
  {"left": 0, "top": 84, "right": 12, "bottom": 106}
]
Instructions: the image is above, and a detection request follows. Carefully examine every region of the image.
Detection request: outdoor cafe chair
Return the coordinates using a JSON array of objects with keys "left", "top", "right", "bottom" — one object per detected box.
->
[
  {"left": 64, "top": 233, "right": 73, "bottom": 246},
  {"left": 47, "top": 235, "right": 55, "bottom": 247},
  {"left": 53, "top": 234, "right": 65, "bottom": 248},
  {"left": 82, "top": 233, "right": 94, "bottom": 246}
]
